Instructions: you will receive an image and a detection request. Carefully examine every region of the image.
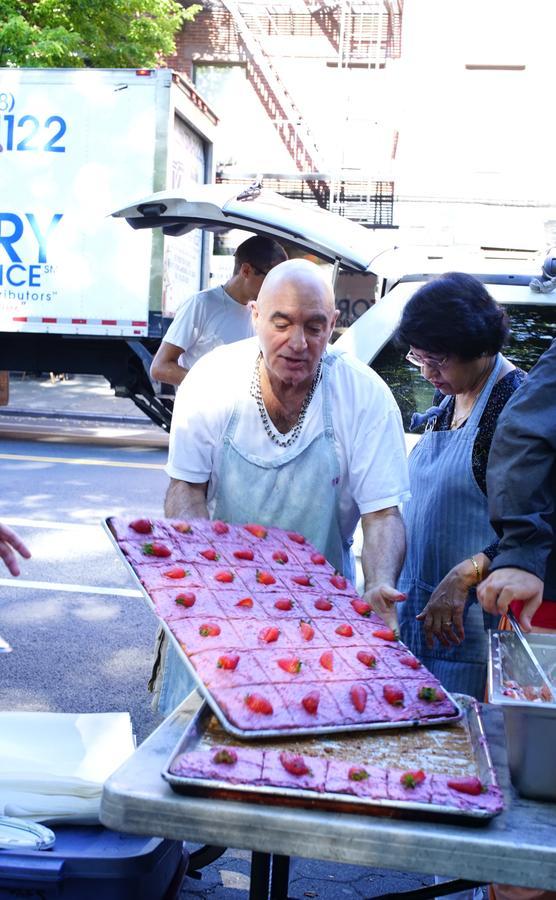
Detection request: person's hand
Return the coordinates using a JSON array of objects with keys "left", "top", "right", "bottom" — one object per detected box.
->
[
  {"left": 0, "top": 524, "right": 31, "bottom": 576},
  {"left": 362, "top": 583, "right": 406, "bottom": 633},
  {"left": 477, "top": 568, "right": 544, "bottom": 632},
  {"left": 416, "top": 566, "right": 470, "bottom": 649}
]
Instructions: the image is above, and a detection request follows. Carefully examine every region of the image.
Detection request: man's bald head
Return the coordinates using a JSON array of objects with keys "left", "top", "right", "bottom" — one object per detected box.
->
[
  {"left": 252, "top": 258, "right": 338, "bottom": 390},
  {"left": 257, "top": 258, "right": 336, "bottom": 318}
]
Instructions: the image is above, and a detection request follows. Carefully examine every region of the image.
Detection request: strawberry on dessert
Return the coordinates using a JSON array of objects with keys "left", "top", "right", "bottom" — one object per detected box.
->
[
  {"left": 429, "top": 774, "right": 503, "bottom": 813},
  {"left": 169, "top": 746, "right": 263, "bottom": 785},
  {"left": 324, "top": 760, "right": 387, "bottom": 800},
  {"left": 285, "top": 571, "right": 316, "bottom": 591},
  {"left": 215, "top": 684, "right": 288, "bottom": 730},
  {"left": 274, "top": 681, "right": 344, "bottom": 726},
  {"left": 387, "top": 768, "right": 433, "bottom": 803},
  {"left": 335, "top": 647, "right": 392, "bottom": 678},
  {"left": 329, "top": 680, "right": 383, "bottom": 724},
  {"left": 254, "top": 649, "right": 317, "bottom": 684},
  {"left": 404, "top": 678, "right": 459, "bottom": 720},
  {"left": 370, "top": 626, "right": 399, "bottom": 644},
  {"left": 165, "top": 519, "right": 204, "bottom": 542},
  {"left": 379, "top": 648, "right": 423, "bottom": 676},
  {"left": 242, "top": 523, "right": 269, "bottom": 541},
  {"left": 239, "top": 567, "right": 287, "bottom": 594},
  {"left": 170, "top": 616, "right": 241, "bottom": 654},
  {"left": 189, "top": 648, "right": 268, "bottom": 689},
  {"left": 166, "top": 542, "right": 220, "bottom": 565},
  {"left": 110, "top": 517, "right": 167, "bottom": 543},
  {"left": 194, "top": 566, "right": 247, "bottom": 591},
  {"left": 312, "top": 617, "right": 368, "bottom": 647},
  {"left": 118, "top": 540, "right": 173, "bottom": 563},
  {"left": 149, "top": 587, "right": 225, "bottom": 621},
  {"left": 213, "top": 590, "right": 267, "bottom": 619},
  {"left": 310, "top": 596, "right": 336, "bottom": 613},
  {"left": 133, "top": 562, "right": 206, "bottom": 593},
  {"left": 260, "top": 749, "right": 327, "bottom": 791},
  {"left": 311, "top": 573, "right": 355, "bottom": 597}
]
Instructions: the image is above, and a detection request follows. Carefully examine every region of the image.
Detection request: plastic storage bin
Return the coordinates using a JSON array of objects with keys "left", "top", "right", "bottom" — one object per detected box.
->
[{"left": 0, "top": 825, "right": 187, "bottom": 900}]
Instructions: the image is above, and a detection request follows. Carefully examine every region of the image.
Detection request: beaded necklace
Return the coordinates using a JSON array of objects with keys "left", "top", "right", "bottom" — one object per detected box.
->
[{"left": 249, "top": 352, "right": 323, "bottom": 448}]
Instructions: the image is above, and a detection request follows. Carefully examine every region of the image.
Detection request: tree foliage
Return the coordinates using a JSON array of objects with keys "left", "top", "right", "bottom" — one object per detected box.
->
[{"left": 0, "top": 0, "right": 199, "bottom": 68}]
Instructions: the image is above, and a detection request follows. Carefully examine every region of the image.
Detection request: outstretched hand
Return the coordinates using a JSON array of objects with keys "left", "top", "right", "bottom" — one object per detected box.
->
[
  {"left": 363, "top": 583, "right": 406, "bottom": 633},
  {"left": 416, "top": 568, "right": 468, "bottom": 649},
  {"left": 0, "top": 524, "right": 31, "bottom": 577}
]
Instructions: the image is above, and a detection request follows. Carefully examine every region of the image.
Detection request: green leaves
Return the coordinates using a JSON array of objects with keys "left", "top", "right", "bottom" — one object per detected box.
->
[{"left": 0, "top": 0, "right": 194, "bottom": 67}]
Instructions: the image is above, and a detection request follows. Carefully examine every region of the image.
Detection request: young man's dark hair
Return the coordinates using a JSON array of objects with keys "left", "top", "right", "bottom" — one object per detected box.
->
[{"left": 233, "top": 236, "right": 287, "bottom": 276}]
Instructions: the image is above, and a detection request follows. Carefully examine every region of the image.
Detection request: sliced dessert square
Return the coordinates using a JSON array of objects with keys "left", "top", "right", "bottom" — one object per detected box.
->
[
  {"left": 274, "top": 680, "right": 344, "bottom": 727},
  {"left": 335, "top": 646, "right": 393, "bottom": 678},
  {"left": 109, "top": 517, "right": 167, "bottom": 543},
  {"left": 260, "top": 749, "right": 327, "bottom": 791},
  {"left": 149, "top": 586, "right": 224, "bottom": 621},
  {"left": 134, "top": 561, "right": 207, "bottom": 592},
  {"left": 253, "top": 648, "right": 320, "bottom": 684},
  {"left": 213, "top": 683, "right": 289, "bottom": 731},
  {"left": 188, "top": 647, "right": 268, "bottom": 689},
  {"left": 169, "top": 746, "right": 263, "bottom": 785},
  {"left": 170, "top": 616, "right": 242, "bottom": 655},
  {"left": 387, "top": 768, "right": 433, "bottom": 803},
  {"left": 325, "top": 760, "right": 387, "bottom": 799},
  {"left": 329, "top": 680, "right": 382, "bottom": 724}
]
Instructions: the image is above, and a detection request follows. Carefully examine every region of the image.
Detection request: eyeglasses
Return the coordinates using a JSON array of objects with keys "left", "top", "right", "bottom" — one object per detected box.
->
[
  {"left": 252, "top": 266, "right": 270, "bottom": 277},
  {"left": 406, "top": 350, "right": 450, "bottom": 370}
]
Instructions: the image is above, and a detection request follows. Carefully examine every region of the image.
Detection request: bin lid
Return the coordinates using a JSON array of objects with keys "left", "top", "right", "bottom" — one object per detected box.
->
[{"left": 0, "top": 817, "right": 55, "bottom": 851}]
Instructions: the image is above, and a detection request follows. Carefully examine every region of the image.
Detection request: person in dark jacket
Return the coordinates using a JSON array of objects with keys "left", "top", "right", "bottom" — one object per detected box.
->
[{"left": 478, "top": 337, "right": 556, "bottom": 634}]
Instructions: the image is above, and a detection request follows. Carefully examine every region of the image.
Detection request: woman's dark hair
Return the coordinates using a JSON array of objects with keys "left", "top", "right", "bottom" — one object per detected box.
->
[{"left": 394, "top": 271, "right": 509, "bottom": 360}]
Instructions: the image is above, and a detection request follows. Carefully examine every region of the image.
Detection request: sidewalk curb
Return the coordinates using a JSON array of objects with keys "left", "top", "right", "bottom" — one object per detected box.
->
[{"left": 0, "top": 419, "right": 169, "bottom": 448}]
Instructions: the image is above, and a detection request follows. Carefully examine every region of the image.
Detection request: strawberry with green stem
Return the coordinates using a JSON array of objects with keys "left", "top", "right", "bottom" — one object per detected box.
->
[{"left": 400, "top": 770, "right": 426, "bottom": 789}]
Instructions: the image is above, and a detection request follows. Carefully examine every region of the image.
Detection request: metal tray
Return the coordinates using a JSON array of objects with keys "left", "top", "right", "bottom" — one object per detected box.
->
[
  {"left": 104, "top": 517, "right": 462, "bottom": 740},
  {"left": 161, "top": 695, "right": 503, "bottom": 821},
  {"left": 488, "top": 630, "right": 556, "bottom": 801}
]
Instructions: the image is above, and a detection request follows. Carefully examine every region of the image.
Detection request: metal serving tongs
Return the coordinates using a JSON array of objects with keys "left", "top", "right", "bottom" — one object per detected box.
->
[{"left": 507, "top": 608, "right": 554, "bottom": 702}]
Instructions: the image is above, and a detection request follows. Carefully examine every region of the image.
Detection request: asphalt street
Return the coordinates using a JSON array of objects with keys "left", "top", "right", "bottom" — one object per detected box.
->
[{"left": 0, "top": 373, "right": 436, "bottom": 899}]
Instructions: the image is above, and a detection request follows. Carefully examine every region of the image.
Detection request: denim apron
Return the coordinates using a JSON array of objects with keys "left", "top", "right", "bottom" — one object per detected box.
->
[
  {"left": 398, "top": 354, "right": 503, "bottom": 700},
  {"left": 213, "top": 351, "right": 354, "bottom": 581},
  {"left": 155, "top": 351, "right": 353, "bottom": 716}
]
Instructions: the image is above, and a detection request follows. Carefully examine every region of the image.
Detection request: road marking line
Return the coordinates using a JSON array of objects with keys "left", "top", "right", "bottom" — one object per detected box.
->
[
  {"left": 0, "top": 578, "right": 142, "bottom": 598},
  {"left": 0, "top": 452, "right": 164, "bottom": 470},
  {"left": 1, "top": 517, "right": 105, "bottom": 531}
]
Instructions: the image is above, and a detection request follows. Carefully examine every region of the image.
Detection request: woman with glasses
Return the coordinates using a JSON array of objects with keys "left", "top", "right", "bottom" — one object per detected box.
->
[{"left": 393, "top": 271, "right": 525, "bottom": 699}]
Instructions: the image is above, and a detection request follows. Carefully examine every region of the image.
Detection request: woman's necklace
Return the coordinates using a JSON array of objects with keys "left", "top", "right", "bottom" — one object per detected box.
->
[
  {"left": 450, "top": 360, "right": 494, "bottom": 430},
  {"left": 250, "top": 352, "right": 322, "bottom": 448}
]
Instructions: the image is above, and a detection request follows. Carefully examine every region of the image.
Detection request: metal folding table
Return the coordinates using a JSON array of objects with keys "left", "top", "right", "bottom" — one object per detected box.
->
[{"left": 100, "top": 692, "right": 556, "bottom": 899}]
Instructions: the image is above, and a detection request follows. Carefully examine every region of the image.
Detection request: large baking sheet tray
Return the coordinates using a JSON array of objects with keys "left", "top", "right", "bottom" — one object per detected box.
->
[
  {"left": 161, "top": 695, "right": 503, "bottom": 821},
  {"left": 104, "top": 517, "right": 462, "bottom": 740},
  {"left": 488, "top": 630, "right": 556, "bottom": 801}
]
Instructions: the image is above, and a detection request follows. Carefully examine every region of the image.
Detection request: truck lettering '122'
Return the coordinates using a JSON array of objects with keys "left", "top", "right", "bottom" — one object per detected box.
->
[{"left": 0, "top": 68, "right": 217, "bottom": 429}]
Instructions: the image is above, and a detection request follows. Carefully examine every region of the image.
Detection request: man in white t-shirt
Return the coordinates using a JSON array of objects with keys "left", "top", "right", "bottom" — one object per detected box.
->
[
  {"left": 152, "top": 259, "right": 410, "bottom": 713},
  {"left": 150, "top": 235, "right": 287, "bottom": 386}
]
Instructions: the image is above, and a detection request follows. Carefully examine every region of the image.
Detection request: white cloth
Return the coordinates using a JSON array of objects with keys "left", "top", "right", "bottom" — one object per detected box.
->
[
  {"left": 0, "top": 711, "right": 135, "bottom": 824},
  {"left": 163, "top": 284, "right": 255, "bottom": 370},
  {"left": 167, "top": 337, "right": 410, "bottom": 545}
]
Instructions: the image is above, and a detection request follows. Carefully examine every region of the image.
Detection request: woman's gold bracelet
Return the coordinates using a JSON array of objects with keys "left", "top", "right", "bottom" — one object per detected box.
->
[{"left": 469, "top": 555, "right": 482, "bottom": 584}]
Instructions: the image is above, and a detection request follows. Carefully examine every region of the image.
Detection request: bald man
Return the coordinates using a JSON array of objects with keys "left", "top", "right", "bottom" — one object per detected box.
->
[{"left": 152, "top": 259, "right": 410, "bottom": 714}]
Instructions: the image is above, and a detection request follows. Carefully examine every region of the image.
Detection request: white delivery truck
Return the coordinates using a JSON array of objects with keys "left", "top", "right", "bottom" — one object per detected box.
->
[{"left": 0, "top": 67, "right": 217, "bottom": 429}]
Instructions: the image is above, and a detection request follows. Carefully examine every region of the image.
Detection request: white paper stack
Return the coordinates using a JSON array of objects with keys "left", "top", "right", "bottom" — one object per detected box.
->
[{"left": 0, "top": 712, "right": 135, "bottom": 824}]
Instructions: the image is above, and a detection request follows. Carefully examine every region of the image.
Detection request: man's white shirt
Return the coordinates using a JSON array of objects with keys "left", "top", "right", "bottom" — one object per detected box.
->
[
  {"left": 163, "top": 284, "right": 255, "bottom": 370},
  {"left": 167, "top": 337, "right": 410, "bottom": 545}
]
